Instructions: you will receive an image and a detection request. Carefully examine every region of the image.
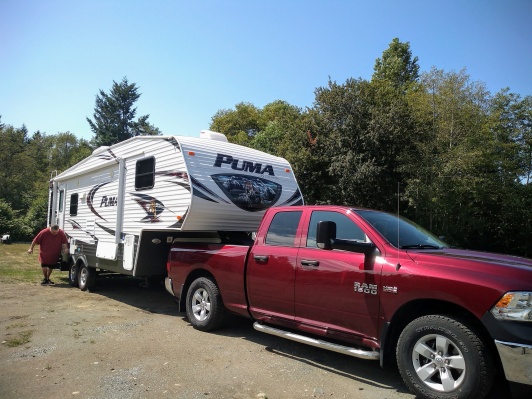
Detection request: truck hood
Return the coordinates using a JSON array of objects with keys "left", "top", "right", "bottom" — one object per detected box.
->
[{"left": 407, "top": 248, "right": 532, "bottom": 271}]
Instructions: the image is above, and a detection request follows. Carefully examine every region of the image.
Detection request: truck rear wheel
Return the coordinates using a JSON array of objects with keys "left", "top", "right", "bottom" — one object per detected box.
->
[
  {"left": 186, "top": 277, "right": 226, "bottom": 331},
  {"left": 78, "top": 264, "right": 96, "bottom": 292},
  {"left": 396, "top": 315, "right": 494, "bottom": 399}
]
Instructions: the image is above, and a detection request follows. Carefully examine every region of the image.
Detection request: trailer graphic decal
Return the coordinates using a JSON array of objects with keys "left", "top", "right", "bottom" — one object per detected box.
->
[
  {"left": 95, "top": 148, "right": 118, "bottom": 161},
  {"left": 278, "top": 188, "right": 304, "bottom": 207},
  {"left": 129, "top": 193, "right": 167, "bottom": 222},
  {"left": 190, "top": 177, "right": 229, "bottom": 204},
  {"left": 95, "top": 222, "right": 124, "bottom": 239},
  {"left": 66, "top": 219, "right": 98, "bottom": 242},
  {"left": 213, "top": 153, "right": 275, "bottom": 176},
  {"left": 155, "top": 170, "right": 189, "bottom": 181},
  {"left": 87, "top": 182, "right": 111, "bottom": 221},
  {"left": 167, "top": 208, "right": 189, "bottom": 228},
  {"left": 164, "top": 137, "right": 182, "bottom": 152},
  {"left": 211, "top": 174, "right": 282, "bottom": 212}
]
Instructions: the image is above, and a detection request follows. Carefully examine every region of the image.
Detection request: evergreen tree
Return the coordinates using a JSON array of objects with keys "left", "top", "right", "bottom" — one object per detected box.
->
[
  {"left": 372, "top": 38, "right": 420, "bottom": 90},
  {"left": 87, "top": 77, "right": 160, "bottom": 147}
]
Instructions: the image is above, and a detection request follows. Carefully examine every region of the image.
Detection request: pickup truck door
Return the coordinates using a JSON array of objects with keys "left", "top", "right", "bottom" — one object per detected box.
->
[
  {"left": 246, "top": 210, "right": 303, "bottom": 323},
  {"left": 295, "top": 210, "right": 382, "bottom": 340}
]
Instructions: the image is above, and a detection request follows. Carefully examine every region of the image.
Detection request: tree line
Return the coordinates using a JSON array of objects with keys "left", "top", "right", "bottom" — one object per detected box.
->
[{"left": 1, "top": 39, "right": 531, "bottom": 257}]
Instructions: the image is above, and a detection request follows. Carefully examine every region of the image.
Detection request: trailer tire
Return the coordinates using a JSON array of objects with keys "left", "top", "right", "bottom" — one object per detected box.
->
[
  {"left": 396, "top": 315, "right": 494, "bottom": 399},
  {"left": 186, "top": 277, "right": 226, "bottom": 332},
  {"left": 78, "top": 264, "right": 96, "bottom": 292},
  {"left": 69, "top": 262, "right": 80, "bottom": 287}
]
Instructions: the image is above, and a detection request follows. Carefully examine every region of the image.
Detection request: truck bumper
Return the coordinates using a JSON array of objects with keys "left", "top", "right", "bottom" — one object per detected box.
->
[
  {"left": 164, "top": 277, "right": 175, "bottom": 296},
  {"left": 494, "top": 340, "right": 532, "bottom": 385}
]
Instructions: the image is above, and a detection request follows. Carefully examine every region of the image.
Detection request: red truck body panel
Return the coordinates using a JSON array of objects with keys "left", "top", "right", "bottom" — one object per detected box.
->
[
  {"left": 166, "top": 205, "right": 532, "bottom": 393},
  {"left": 167, "top": 206, "right": 532, "bottom": 340},
  {"left": 168, "top": 244, "right": 250, "bottom": 317}
]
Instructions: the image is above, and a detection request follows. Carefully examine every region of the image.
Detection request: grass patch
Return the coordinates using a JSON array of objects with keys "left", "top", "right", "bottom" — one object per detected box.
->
[
  {"left": 4, "top": 330, "right": 33, "bottom": 347},
  {"left": 6, "top": 322, "right": 29, "bottom": 330},
  {"left": 0, "top": 243, "right": 52, "bottom": 283}
]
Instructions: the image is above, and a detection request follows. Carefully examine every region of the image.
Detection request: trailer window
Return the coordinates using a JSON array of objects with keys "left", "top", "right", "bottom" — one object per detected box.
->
[
  {"left": 69, "top": 193, "right": 79, "bottom": 216},
  {"left": 265, "top": 211, "right": 302, "bottom": 247},
  {"left": 135, "top": 157, "right": 155, "bottom": 190}
]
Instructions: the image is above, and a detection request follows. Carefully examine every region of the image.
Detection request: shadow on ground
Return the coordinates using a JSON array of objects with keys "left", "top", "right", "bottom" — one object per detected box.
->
[{"left": 53, "top": 272, "right": 529, "bottom": 399}]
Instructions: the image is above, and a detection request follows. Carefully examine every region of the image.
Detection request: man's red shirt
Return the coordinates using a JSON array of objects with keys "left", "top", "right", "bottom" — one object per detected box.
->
[{"left": 33, "top": 228, "right": 68, "bottom": 264}]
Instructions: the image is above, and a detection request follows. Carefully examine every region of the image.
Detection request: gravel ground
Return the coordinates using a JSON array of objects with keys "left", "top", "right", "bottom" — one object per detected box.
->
[{"left": 0, "top": 274, "right": 521, "bottom": 399}]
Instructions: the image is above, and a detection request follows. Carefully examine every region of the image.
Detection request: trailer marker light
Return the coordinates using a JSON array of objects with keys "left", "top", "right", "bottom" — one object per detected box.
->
[
  {"left": 188, "top": 151, "right": 195, "bottom": 156},
  {"left": 285, "top": 168, "right": 291, "bottom": 173}
]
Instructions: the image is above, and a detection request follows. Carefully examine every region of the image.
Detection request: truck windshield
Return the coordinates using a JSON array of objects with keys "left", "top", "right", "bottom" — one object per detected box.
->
[{"left": 355, "top": 210, "right": 447, "bottom": 250}]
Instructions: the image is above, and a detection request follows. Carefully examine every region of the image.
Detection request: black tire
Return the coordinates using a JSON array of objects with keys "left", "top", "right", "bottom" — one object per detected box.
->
[
  {"left": 396, "top": 315, "right": 494, "bottom": 399},
  {"left": 78, "top": 264, "right": 96, "bottom": 292},
  {"left": 69, "top": 262, "right": 80, "bottom": 287},
  {"left": 185, "top": 277, "right": 226, "bottom": 331}
]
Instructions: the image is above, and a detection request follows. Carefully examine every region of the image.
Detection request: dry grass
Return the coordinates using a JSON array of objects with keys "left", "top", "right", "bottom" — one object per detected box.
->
[
  {"left": 0, "top": 243, "right": 42, "bottom": 284},
  {"left": 4, "top": 330, "right": 33, "bottom": 347}
]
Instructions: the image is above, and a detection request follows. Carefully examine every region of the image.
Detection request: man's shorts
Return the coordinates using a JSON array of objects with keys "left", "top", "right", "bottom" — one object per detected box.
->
[{"left": 41, "top": 263, "right": 56, "bottom": 269}]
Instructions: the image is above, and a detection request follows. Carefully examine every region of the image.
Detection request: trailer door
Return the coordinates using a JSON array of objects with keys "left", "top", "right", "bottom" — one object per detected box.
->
[{"left": 54, "top": 183, "right": 66, "bottom": 229}]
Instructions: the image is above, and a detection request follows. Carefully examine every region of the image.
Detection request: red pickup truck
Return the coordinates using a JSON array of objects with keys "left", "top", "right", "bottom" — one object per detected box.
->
[{"left": 165, "top": 205, "right": 532, "bottom": 399}]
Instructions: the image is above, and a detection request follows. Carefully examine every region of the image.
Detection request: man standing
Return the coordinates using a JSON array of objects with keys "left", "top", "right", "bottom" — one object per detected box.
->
[{"left": 28, "top": 225, "right": 68, "bottom": 285}]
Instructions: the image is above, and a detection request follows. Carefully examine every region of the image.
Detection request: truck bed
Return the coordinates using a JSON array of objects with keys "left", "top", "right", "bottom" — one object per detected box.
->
[{"left": 167, "top": 231, "right": 254, "bottom": 317}]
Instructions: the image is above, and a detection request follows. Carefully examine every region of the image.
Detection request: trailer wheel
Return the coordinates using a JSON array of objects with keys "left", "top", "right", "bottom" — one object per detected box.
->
[
  {"left": 69, "top": 262, "right": 80, "bottom": 287},
  {"left": 186, "top": 277, "right": 226, "bottom": 331},
  {"left": 396, "top": 315, "right": 494, "bottom": 399},
  {"left": 78, "top": 264, "right": 96, "bottom": 292}
]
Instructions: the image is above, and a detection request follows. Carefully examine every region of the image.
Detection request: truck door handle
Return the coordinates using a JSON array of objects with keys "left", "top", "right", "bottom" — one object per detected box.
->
[
  {"left": 254, "top": 255, "right": 269, "bottom": 262},
  {"left": 300, "top": 260, "right": 320, "bottom": 267}
]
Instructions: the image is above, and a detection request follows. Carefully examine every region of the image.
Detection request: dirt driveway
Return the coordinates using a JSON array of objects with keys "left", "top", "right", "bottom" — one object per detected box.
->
[{"left": 0, "top": 274, "right": 518, "bottom": 399}]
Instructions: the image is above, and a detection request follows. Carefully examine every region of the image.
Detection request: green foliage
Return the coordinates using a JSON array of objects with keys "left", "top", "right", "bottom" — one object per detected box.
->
[
  {"left": 372, "top": 38, "right": 419, "bottom": 89},
  {"left": 0, "top": 122, "right": 97, "bottom": 241},
  {"left": 0, "top": 199, "right": 15, "bottom": 236},
  {"left": 87, "top": 77, "right": 160, "bottom": 146},
  {"left": 1, "top": 41, "right": 530, "bottom": 258},
  {"left": 210, "top": 102, "right": 263, "bottom": 146},
  {"left": 209, "top": 39, "right": 531, "bottom": 257}
]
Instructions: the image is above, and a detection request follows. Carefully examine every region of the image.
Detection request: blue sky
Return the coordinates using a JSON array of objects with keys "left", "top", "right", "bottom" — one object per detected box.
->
[{"left": 1, "top": 0, "right": 531, "bottom": 141}]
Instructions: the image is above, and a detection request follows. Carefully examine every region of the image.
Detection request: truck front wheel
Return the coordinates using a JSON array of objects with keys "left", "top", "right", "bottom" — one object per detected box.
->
[
  {"left": 186, "top": 277, "right": 226, "bottom": 332},
  {"left": 396, "top": 315, "right": 494, "bottom": 399}
]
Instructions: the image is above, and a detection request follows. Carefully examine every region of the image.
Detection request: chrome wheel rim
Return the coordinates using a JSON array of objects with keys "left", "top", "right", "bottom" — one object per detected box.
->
[
  {"left": 79, "top": 268, "right": 88, "bottom": 285},
  {"left": 191, "top": 288, "right": 211, "bottom": 322},
  {"left": 412, "top": 333, "right": 466, "bottom": 392}
]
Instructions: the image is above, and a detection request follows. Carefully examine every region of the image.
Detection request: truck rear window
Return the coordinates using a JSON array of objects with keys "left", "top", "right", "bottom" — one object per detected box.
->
[{"left": 265, "top": 211, "right": 302, "bottom": 247}]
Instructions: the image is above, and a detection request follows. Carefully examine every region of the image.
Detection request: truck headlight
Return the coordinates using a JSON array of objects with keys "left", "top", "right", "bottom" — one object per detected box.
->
[{"left": 490, "top": 292, "right": 532, "bottom": 322}]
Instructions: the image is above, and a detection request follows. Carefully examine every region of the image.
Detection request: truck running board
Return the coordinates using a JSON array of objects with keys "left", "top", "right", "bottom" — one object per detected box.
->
[{"left": 253, "top": 322, "right": 380, "bottom": 360}]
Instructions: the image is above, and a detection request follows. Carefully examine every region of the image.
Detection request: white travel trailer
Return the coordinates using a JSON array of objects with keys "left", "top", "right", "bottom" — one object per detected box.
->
[{"left": 48, "top": 131, "right": 303, "bottom": 290}]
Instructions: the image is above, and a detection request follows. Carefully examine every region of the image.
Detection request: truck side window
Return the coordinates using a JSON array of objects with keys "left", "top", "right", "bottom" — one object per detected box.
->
[
  {"left": 265, "top": 211, "right": 302, "bottom": 247},
  {"left": 307, "top": 211, "right": 367, "bottom": 248},
  {"left": 69, "top": 193, "right": 79, "bottom": 216},
  {"left": 135, "top": 157, "right": 155, "bottom": 190}
]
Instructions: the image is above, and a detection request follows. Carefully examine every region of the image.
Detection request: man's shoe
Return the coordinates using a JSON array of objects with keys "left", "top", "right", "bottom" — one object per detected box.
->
[
  {"left": 41, "top": 279, "right": 48, "bottom": 285},
  {"left": 47, "top": 280, "right": 54, "bottom": 285}
]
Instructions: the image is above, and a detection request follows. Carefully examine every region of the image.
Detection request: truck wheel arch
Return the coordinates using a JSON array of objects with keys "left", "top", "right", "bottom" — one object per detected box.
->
[
  {"left": 381, "top": 299, "right": 494, "bottom": 369},
  {"left": 396, "top": 314, "right": 495, "bottom": 399},
  {"left": 185, "top": 276, "right": 227, "bottom": 331},
  {"left": 180, "top": 270, "right": 219, "bottom": 311}
]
